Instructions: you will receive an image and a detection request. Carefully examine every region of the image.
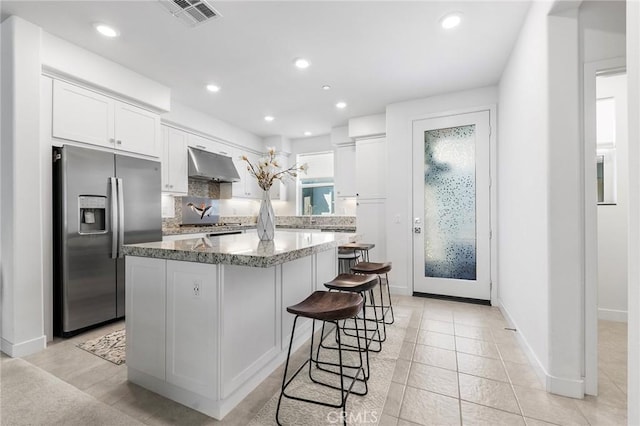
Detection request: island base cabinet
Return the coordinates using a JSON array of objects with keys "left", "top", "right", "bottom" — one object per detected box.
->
[
  {"left": 125, "top": 248, "right": 339, "bottom": 420},
  {"left": 126, "top": 257, "right": 167, "bottom": 380},
  {"left": 222, "top": 265, "right": 279, "bottom": 399},
  {"left": 166, "top": 260, "right": 218, "bottom": 400}
]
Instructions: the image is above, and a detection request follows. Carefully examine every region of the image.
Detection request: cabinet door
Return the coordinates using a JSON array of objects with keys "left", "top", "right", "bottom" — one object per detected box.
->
[
  {"left": 162, "top": 126, "right": 188, "bottom": 194},
  {"left": 335, "top": 144, "right": 356, "bottom": 197},
  {"left": 126, "top": 256, "right": 166, "bottom": 380},
  {"left": 114, "top": 102, "right": 160, "bottom": 157},
  {"left": 356, "top": 137, "right": 386, "bottom": 199},
  {"left": 166, "top": 261, "right": 218, "bottom": 399},
  {"left": 52, "top": 80, "right": 115, "bottom": 148},
  {"left": 356, "top": 199, "right": 386, "bottom": 261},
  {"left": 245, "top": 153, "right": 263, "bottom": 198}
]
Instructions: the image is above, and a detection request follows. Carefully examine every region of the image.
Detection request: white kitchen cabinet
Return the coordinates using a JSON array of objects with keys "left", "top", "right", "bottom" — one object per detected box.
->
[
  {"left": 356, "top": 199, "right": 387, "bottom": 261},
  {"left": 125, "top": 256, "right": 166, "bottom": 381},
  {"left": 114, "top": 102, "right": 161, "bottom": 157},
  {"left": 53, "top": 79, "right": 114, "bottom": 149},
  {"left": 187, "top": 134, "right": 233, "bottom": 157},
  {"left": 52, "top": 80, "right": 160, "bottom": 157},
  {"left": 233, "top": 151, "right": 262, "bottom": 199},
  {"left": 356, "top": 137, "right": 386, "bottom": 199},
  {"left": 166, "top": 260, "right": 218, "bottom": 399},
  {"left": 161, "top": 126, "right": 188, "bottom": 194},
  {"left": 269, "top": 153, "right": 288, "bottom": 201},
  {"left": 335, "top": 144, "right": 357, "bottom": 198}
]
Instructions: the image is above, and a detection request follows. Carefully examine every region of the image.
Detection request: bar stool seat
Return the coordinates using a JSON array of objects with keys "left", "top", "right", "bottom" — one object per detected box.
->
[
  {"left": 351, "top": 261, "right": 392, "bottom": 275},
  {"left": 287, "top": 291, "right": 363, "bottom": 321},
  {"left": 339, "top": 242, "right": 375, "bottom": 263},
  {"left": 325, "top": 273, "right": 379, "bottom": 292}
]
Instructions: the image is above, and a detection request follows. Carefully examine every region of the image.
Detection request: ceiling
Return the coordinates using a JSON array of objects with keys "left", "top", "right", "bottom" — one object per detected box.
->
[{"left": 1, "top": 1, "right": 531, "bottom": 139}]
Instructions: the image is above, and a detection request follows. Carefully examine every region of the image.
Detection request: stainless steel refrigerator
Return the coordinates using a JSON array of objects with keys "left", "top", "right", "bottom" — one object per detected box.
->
[{"left": 53, "top": 145, "right": 162, "bottom": 337}]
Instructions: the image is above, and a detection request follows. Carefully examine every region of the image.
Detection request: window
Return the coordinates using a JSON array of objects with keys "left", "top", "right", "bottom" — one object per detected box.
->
[{"left": 297, "top": 152, "right": 334, "bottom": 215}]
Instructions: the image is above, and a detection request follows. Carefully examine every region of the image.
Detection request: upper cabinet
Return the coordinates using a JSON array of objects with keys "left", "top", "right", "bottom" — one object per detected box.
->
[
  {"left": 187, "top": 134, "right": 233, "bottom": 157},
  {"left": 161, "top": 126, "right": 188, "bottom": 194},
  {"left": 52, "top": 80, "right": 160, "bottom": 157},
  {"left": 356, "top": 137, "right": 386, "bottom": 199},
  {"left": 233, "top": 151, "right": 262, "bottom": 199},
  {"left": 334, "top": 144, "right": 357, "bottom": 198}
]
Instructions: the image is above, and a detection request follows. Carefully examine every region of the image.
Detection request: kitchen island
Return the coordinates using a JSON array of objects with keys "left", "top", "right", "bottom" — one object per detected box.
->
[{"left": 121, "top": 231, "right": 354, "bottom": 420}]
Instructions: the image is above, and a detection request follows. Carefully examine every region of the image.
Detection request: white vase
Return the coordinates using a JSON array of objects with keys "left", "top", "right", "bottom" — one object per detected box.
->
[{"left": 257, "top": 189, "right": 276, "bottom": 241}]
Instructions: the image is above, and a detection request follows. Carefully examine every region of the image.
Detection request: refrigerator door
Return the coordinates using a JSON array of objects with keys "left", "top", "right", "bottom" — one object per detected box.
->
[
  {"left": 115, "top": 154, "right": 162, "bottom": 318},
  {"left": 57, "top": 146, "right": 117, "bottom": 334}
]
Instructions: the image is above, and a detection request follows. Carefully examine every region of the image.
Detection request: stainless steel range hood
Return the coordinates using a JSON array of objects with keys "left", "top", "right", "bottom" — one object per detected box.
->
[{"left": 187, "top": 146, "right": 240, "bottom": 182}]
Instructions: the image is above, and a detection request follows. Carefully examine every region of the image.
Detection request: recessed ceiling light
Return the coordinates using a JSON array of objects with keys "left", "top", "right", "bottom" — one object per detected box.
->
[
  {"left": 94, "top": 23, "right": 119, "bottom": 38},
  {"left": 440, "top": 13, "right": 462, "bottom": 29},
  {"left": 206, "top": 84, "right": 220, "bottom": 93},
  {"left": 322, "top": 85, "right": 331, "bottom": 91},
  {"left": 294, "top": 58, "right": 310, "bottom": 69},
  {"left": 336, "top": 101, "right": 347, "bottom": 109},
  {"left": 304, "top": 131, "right": 312, "bottom": 136},
  {"left": 264, "top": 116, "right": 275, "bottom": 122}
]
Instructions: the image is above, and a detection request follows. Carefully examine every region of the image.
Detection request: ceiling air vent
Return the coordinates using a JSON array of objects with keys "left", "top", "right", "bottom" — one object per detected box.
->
[{"left": 159, "top": 0, "right": 222, "bottom": 27}]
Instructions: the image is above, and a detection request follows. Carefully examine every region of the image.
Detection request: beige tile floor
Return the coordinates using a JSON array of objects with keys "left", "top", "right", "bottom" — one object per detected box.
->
[{"left": 2, "top": 295, "right": 629, "bottom": 425}]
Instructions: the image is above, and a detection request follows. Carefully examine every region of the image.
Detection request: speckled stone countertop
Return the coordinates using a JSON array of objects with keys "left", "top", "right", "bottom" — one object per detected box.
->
[
  {"left": 122, "top": 231, "right": 356, "bottom": 267},
  {"left": 163, "top": 224, "right": 256, "bottom": 236}
]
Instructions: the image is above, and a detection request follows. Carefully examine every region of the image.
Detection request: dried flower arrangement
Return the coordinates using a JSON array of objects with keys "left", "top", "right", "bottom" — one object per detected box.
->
[{"left": 241, "top": 147, "right": 308, "bottom": 191}]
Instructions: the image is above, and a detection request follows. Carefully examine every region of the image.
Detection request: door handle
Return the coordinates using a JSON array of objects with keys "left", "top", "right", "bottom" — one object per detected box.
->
[
  {"left": 110, "top": 177, "right": 118, "bottom": 259},
  {"left": 117, "top": 178, "right": 125, "bottom": 258}
]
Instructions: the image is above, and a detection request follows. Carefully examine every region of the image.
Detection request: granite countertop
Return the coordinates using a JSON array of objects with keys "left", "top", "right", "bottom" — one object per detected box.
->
[
  {"left": 122, "top": 231, "right": 355, "bottom": 267},
  {"left": 163, "top": 224, "right": 256, "bottom": 236},
  {"left": 163, "top": 224, "right": 356, "bottom": 236}
]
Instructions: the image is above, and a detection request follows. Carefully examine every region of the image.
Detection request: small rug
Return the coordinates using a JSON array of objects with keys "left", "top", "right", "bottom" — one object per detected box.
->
[
  {"left": 249, "top": 306, "right": 411, "bottom": 426},
  {"left": 77, "top": 329, "right": 126, "bottom": 365}
]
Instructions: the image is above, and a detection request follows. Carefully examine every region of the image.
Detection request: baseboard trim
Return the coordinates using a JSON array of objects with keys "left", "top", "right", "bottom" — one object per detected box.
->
[
  {"left": 1, "top": 335, "right": 46, "bottom": 357},
  {"left": 496, "top": 299, "right": 585, "bottom": 398},
  {"left": 598, "top": 308, "right": 628, "bottom": 322},
  {"left": 389, "top": 285, "right": 412, "bottom": 296}
]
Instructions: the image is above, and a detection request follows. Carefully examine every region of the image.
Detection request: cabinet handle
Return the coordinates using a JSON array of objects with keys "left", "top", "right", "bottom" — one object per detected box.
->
[
  {"left": 116, "top": 140, "right": 122, "bottom": 145},
  {"left": 170, "top": 185, "right": 174, "bottom": 188},
  {"left": 110, "top": 138, "right": 115, "bottom": 144},
  {"left": 219, "top": 151, "right": 228, "bottom": 155}
]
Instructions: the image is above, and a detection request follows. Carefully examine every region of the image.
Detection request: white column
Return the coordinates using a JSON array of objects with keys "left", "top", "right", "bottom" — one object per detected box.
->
[{"left": 0, "top": 16, "right": 46, "bottom": 357}]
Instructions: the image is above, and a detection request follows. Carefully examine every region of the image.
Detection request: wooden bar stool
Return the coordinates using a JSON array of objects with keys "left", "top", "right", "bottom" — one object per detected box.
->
[
  {"left": 337, "top": 248, "right": 360, "bottom": 273},
  {"left": 316, "top": 273, "right": 381, "bottom": 381},
  {"left": 351, "top": 261, "right": 395, "bottom": 325},
  {"left": 338, "top": 242, "right": 375, "bottom": 263},
  {"left": 276, "top": 291, "right": 366, "bottom": 426}
]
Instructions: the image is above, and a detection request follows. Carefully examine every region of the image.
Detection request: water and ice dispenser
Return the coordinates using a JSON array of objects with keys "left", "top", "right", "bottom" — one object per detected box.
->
[{"left": 78, "top": 196, "right": 107, "bottom": 234}]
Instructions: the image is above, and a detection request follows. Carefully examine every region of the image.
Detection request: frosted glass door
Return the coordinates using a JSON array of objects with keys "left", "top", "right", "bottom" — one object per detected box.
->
[{"left": 413, "top": 111, "right": 491, "bottom": 300}]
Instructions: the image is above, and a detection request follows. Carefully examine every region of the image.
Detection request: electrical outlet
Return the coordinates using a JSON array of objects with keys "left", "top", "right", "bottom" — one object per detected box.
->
[{"left": 193, "top": 280, "right": 201, "bottom": 297}]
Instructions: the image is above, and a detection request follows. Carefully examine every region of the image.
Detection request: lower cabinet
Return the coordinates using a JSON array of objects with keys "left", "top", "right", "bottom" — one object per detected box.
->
[
  {"left": 125, "top": 250, "right": 338, "bottom": 419},
  {"left": 166, "top": 260, "right": 218, "bottom": 400},
  {"left": 126, "top": 257, "right": 218, "bottom": 398}
]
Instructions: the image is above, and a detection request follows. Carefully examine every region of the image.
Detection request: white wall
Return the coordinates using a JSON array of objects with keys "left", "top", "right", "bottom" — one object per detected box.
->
[
  {"left": 597, "top": 74, "right": 628, "bottom": 322},
  {"left": 626, "top": 1, "right": 640, "bottom": 422},
  {"left": 0, "top": 16, "right": 47, "bottom": 357},
  {"left": 497, "top": 0, "right": 552, "bottom": 390},
  {"left": 41, "top": 33, "right": 170, "bottom": 112},
  {"left": 163, "top": 101, "right": 264, "bottom": 153},
  {"left": 385, "top": 86, "right": 498, "bottom": 297}
]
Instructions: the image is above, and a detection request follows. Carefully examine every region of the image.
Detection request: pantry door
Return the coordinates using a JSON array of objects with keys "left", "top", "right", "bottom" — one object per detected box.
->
[{"left": 412, "top": 111, "right": 491, "bottom": 301}]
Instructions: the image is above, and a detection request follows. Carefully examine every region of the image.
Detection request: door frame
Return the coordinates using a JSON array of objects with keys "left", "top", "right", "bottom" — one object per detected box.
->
[
  {"left": 410, "top": 104, "right": 498, "bottom": 305},
  {"left": 583, "top": 57, "right": 626, "bottom": 396}
]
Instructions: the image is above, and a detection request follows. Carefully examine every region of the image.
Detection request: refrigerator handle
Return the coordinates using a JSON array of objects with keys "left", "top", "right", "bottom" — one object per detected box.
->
[
  {"left": 117, "top": 178, "right": 125, "bottom": 258},
  {"left": 110, "top": 177, "right": 118, "bottom": 259}
]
